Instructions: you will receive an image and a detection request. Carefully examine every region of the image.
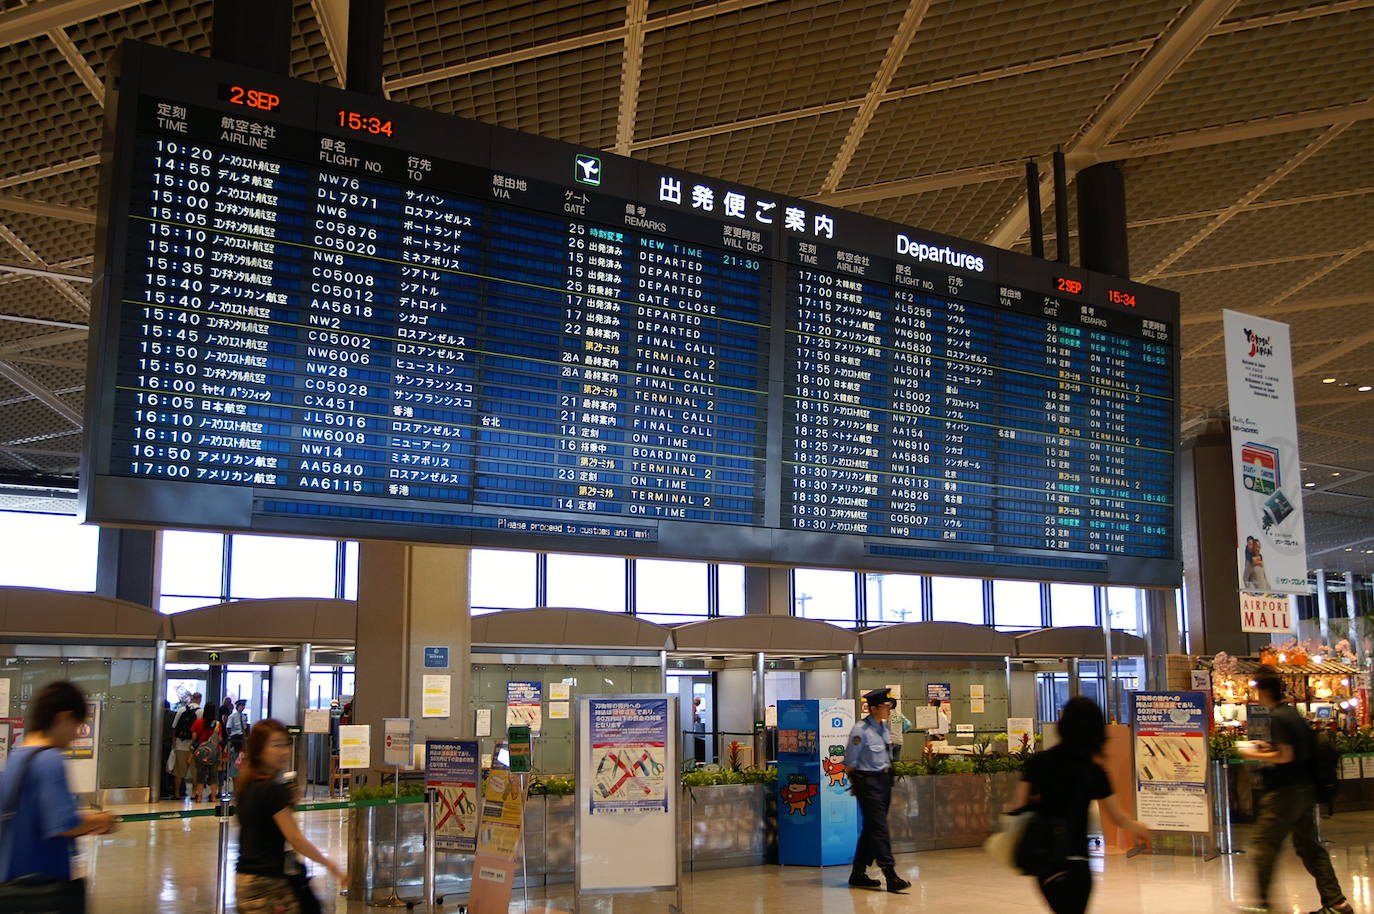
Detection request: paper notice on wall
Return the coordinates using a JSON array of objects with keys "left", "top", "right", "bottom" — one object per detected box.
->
[
  {"left": 914, "top": 706, "right": 938, "bottom": 729},
  {"left": 549, "top": 682, "right": 571, "bottom": 701},
  {"left": 0, "top": 678, "right": 9, "bottom": 719},
  {"left": 339, "top": 725, "right": 370, "bottom": 769},
  {"left": 506, "top": 681, "right": 542, "bottom": 735},
  {"left": 1340, "top": 757, "right": 1361, "bottom": 780},
  {"left": 955, "top": 723, "right": 974, "bottom": 737},
  {"left": 1224, "top": 311, "right": 1310, "bottom": 593},
  {"left": 549, "top": 701, "right": 570, "bottom": 720},
  {"left": 423, "top": 675, "right": 451, "bottom": 719},
  {"left": 970, "top": 698, "right": 985, "bottom": 713},
  {"left": 970, "top": 685, "right": 984, "bottom": 699},
  {"left": 475, "top": 708, "right": 492, "bottom": 738}
]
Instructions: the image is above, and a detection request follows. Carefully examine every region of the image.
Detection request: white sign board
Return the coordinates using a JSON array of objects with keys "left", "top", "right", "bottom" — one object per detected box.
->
[
  {"left": 1007, "top": 718, "right": 1033, "bottom": 754},
  {"left": 0, "top": 678, "right": 9, "bottom": 719},
  {"left": 575, "top": 695, "right": 678, "bottom": 895},
  {"left": 384, "top": 718, "right": 412, "bottom": 768},
  {"left": 339, "top": 725, "right": 371, "bottom": 769},
  {"left": 303, "top": 709, "right": 331, "bottom": 734},
  {"left": 475, "top": 708, "right": 492, "bottom": 738},
  {"left": 1239, "top": 592, "right": 1294, "bottom": 634},
  {"left": 423, "top": 675, "right": 451, "bottom": 719},
  {"left": 1224, "top": 311, "right": 1310, "bottom": 593},
  {"left": 1189, "top": 671, "right": 1212, "bottom": 692}
]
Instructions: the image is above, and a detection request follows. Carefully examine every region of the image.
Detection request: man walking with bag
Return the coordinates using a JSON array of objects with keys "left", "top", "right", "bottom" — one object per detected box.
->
[
  {"left": 1238, "top": 669, "right": 1355, "bottom": 914},
  {"left": 843, "top": 687, "right": 910, "bottom": 893}
]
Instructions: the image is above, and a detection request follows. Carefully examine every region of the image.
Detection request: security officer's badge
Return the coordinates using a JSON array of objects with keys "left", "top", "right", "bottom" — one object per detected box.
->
[{"left": 852, "top": 736, "right": 861, "bottom": 744}]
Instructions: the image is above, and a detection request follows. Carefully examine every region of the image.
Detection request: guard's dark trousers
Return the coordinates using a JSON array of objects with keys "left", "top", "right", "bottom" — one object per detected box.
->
[{"left": 852, "top": 770, "right": 895, "bottom": 870}]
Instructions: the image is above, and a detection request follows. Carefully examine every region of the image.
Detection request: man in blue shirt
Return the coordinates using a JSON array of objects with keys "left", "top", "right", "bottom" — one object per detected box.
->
[
  {"left": 843, "top": 687, "right": 910, "bottom": 893},
  {"left": 0, "top": 681, "right": 118, "bottom": 887}
]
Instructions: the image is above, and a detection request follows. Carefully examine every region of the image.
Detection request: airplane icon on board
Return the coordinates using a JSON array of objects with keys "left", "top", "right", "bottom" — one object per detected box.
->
[{"left": 575, "top": 155, "right": 602, "bottom": 186}]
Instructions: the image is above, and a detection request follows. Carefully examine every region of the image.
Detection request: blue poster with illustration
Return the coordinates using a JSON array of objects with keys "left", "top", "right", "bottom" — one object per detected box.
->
[{"left": 774, "top": 699, "right": 859, "bottom": 866}]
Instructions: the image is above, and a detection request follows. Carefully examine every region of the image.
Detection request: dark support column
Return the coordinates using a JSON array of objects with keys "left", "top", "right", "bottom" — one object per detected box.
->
[
  {"left": 1180, "top": 420, "right": 1259, "bottom": 655},
  {"left": 1076, "top": 162, "right": 1131, "bottom": 278},
  {"left": 346, "top": 0, "right": 386, "bottom": 94},
  {"left": 95, "top": 527, "right": 160, "bottom": 607},
  {"left": 212, "top": 0, "right": 293, "bottom": 73},
  {"left": 1052, "top": 149, "right": 1070, "bottom": 265},
  {"left": 1025, "top": 158, "right": 1045, "bottom": 259}
]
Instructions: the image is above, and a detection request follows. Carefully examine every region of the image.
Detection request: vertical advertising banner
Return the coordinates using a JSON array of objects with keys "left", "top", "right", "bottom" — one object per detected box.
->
[
  {"left": 588, "top": 698, "right": 669, "bottom": 815},
  {"left": 506, "top": 681, "right": 543, "bottom": 736},
  {"left": 426, "top": 740, "right": 480, "bottom": 853},
  {"left": 1224, "top": 311, "right": 1310, "bottom": 595},
  {"left": 1131, "top": 692, "right": 1210, "bottom": 832}
]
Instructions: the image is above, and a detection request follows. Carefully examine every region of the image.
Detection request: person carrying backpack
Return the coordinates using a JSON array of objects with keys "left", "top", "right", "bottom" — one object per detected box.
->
[
  {"left": 191, "top": 705, "right": 224, "bottom": 804},
  {"left": 1236, "top": 668, "right": 1355, "bottom": 914},
  {"left": 0, "top": 681, "right": 119, "bottom": 908},
  {"left": 170, "top": 692, "right": 202, "bottom": 800}
]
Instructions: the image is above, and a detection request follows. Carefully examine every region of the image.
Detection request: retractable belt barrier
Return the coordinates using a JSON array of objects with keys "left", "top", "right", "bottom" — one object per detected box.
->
[{"left": 104, "top": 794, "right": 432, "bottom": 913}]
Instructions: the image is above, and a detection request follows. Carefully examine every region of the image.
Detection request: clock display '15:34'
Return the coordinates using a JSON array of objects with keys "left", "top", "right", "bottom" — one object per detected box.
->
[{"left": 336, "top": 110, "right": 393, "bottom": 136}]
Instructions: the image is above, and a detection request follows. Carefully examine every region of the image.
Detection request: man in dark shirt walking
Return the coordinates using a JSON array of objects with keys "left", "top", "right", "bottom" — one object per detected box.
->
[{"left": 1238, "top": 669, "right": 1354, "bottom": 914}]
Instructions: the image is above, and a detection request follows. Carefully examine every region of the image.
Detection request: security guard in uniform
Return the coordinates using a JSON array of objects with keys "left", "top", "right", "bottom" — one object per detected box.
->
[{"left": 843, "top": 687, "right": 911, "bottom": 892}]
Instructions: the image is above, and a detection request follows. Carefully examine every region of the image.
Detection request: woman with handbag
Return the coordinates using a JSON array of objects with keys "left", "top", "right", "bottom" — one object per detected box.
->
[
  {"left": 234, "top": 719, "right": 346, "bottom": 914},
  {"left": 0, "top": 681, "right": 119, "bottom": 912},
  {"left": 1007, "top": 697, "right": 1152, "bottom": 914}
]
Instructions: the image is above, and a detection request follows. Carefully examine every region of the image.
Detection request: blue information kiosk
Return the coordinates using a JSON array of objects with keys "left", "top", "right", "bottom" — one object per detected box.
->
[{"left": 775, "top": 699, "right": 860, "bottom": 866}]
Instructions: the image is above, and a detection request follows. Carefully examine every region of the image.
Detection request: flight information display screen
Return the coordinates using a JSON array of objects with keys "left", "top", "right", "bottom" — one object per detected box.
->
[{"left": 83, "top": 43, "right": 1180, "bottom": 585}]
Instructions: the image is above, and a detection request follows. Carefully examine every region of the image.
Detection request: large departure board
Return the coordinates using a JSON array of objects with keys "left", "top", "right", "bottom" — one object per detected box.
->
[{"left": 82, "top": 43, "right": 1180, "bottom": 585}]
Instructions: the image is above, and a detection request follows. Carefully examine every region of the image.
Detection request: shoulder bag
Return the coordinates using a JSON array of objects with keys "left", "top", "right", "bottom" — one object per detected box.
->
[{"left": 0, "top": 747, "right": 87, "bottom": 914}]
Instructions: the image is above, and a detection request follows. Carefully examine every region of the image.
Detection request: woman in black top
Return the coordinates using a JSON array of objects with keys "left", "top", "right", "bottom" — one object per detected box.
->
[
  {"left": 234, "top": 719, "right": 346, "bottom": 914},
  {"left": 1009, "top": 697, "right": 1152, "bottom": 914}
]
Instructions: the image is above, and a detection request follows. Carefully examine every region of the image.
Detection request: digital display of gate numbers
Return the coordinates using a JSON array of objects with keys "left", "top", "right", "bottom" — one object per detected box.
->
[{"left": 84, "top": 42, "right": 1182, "bottom": 586}]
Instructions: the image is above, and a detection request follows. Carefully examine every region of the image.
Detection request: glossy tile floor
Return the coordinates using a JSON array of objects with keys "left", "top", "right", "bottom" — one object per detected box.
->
[{"left": 84, "top": 799, "right": 1374, "bottom": 913}]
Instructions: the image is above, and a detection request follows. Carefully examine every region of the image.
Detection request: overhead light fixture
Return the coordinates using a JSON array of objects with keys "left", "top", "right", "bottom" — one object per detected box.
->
[
  {"left": 1322, "top": 378, "right": 1337, "bottom": 384},
  {"left": 1360, "top": 386, "right": 1372, "bottom": 392},
  {"left": 1332, "top": 472, "right": 1342, "bottom": 477},
  {"left": 1345, "top": 548, "right": 1354, "bottom": 552},
  {"left": 1305, "top": 482, "right": 1316, "bottom": 488}
]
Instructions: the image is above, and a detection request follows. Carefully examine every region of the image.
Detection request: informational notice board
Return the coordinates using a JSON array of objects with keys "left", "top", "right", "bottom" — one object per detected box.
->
[
  {"left": 1131, "top": 691, "right": 1210, "bottom": 833},
  {"left": 575, "top": 695, "right": 678, "bottom": 898},
  {"left": 426, "top": 739, "right": 480, "bottom": 853}
]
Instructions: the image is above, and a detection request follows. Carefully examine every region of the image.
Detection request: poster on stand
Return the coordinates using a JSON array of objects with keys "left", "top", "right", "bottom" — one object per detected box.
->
[
  {"left": 476, "top": 766, "right": 525, "bottom": 859},
  {"left": 1224, "top": 311, "right": 1310, "bottom": 594},
  {"left": 506, "top": 681, "right": 543, "bottom": 735},
  {"left": 1132, "top": 692, "right": 1209, "bottom": 832},
  {"left": 587, "top": 698, "right": 669, "bottom": 814},
  {"left": 426, "top": 739, "right": 480, "bottom": 853},
  {"left": 383, "top": 718, "right": 412, "bottom": 768},
  {"left": 1007, "top": 718, "right": 1033, "bottom": 754},
  {"left": 575, "top": 695, "right": 679, "bottom": 895},
  {"left": 303, "top": 709, "right": 331, "bottom": 734}
]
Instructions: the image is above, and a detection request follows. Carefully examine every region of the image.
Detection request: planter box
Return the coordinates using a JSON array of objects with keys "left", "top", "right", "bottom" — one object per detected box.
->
[
  {"left": 891, "top": 771, "right": 1020, "bottom": 854},
  {"left": 684, "top": 782, "right": 774, "bottom": 870}
]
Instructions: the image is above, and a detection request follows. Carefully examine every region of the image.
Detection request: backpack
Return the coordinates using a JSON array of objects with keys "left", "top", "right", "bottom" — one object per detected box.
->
[
  {"left": 173, "top": 706, "right": 198, "bottom": 742},
  {"left": 1310, "top": 731, "right": 1340, "bottom": 806},
  {"left": 194, "top": 728, "right": 221, "bottom": 767}
]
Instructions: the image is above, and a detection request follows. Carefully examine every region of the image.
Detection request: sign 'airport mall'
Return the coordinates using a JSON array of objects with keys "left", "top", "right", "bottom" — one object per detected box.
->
[{"left": 81, "top": 42, "right": 1180, "bottom": 587}]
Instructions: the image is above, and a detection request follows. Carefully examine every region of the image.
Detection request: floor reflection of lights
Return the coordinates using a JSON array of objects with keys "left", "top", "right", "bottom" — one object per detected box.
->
[{"left": 85, "top": 802, "right": 1374, "bottom": 913}]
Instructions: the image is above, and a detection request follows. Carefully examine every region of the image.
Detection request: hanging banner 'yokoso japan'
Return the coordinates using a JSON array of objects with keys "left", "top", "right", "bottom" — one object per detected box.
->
[{"left": 1224, "top": 311, "right": 1310, "bottom": 594}]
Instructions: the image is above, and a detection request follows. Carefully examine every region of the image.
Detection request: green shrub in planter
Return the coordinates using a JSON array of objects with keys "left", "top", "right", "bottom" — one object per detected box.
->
[
  {"left": 528, "top": 776, "right": 576, "bottom": 796},
  {"left": 350, "top": 782, "right": 426, "bottom": 802}
]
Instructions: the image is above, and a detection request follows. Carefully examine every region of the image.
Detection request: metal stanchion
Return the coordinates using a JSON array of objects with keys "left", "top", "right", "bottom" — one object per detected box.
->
[
  {"left": 425, "top": 786, "right": 437, "bottom": 913},
  {"left": 375, "top": 773, "right": 407, "bottom": 908},
  {"left": 214, "top": 792, "right": 233, "bottom": 914},
  {"left": 1212, "top": 758, "right": 1242, "bottom": 856}
]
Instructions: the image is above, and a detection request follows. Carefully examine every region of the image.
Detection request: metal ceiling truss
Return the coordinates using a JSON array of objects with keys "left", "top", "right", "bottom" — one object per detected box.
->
[
  {"left": 612, "top": 0, "right": 650, "bottom": 156},
  {"left": 0, "top": 359, "right": 81, "bottom": 426}
]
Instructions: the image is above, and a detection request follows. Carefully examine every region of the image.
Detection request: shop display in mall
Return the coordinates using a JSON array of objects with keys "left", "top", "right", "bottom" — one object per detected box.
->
[{"left": 83, "top": 42, "right": 1180, "bottom": 585}]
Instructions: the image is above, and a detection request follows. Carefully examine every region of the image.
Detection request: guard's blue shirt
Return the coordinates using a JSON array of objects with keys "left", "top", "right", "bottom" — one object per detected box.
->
[
  {"left": 0, "top": 746, "right": 81, "bottom": 881},
  {"left": 843, "top": 715, "right": 892, "bottom": 772}
]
